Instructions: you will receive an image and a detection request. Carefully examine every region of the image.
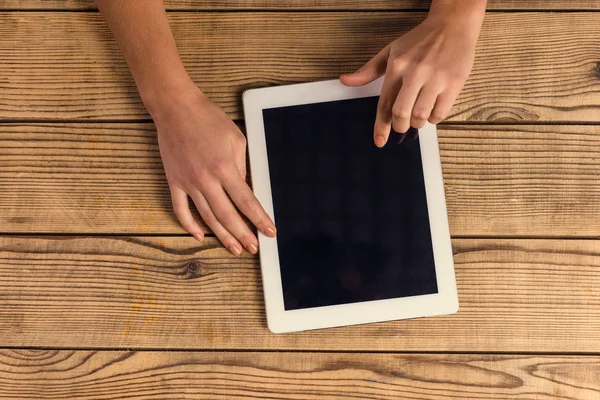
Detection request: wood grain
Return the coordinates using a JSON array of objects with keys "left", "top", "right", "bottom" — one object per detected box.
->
[
  {"left": 0, "top": 236, "right": 599, "bottom": 352},
  {"left": 2, "top": 0, "right": 599, "bottom": 10},
  {"left": 0, "top": 123, "right": 173, "bottom": 234},
  {"left": 0, "top": 350, "right": 598, "bottom": 399},
  {"left": 1, "top": 12, "right": 600, "bottom": 121},
  {"left": 2, "top": 123, "right": 599, "bottom": 236}
]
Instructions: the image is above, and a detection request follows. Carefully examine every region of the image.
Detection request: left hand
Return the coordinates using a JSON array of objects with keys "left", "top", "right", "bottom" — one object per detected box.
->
[{"left": 340, "top": 9, "right": 483, "bottom": 147}]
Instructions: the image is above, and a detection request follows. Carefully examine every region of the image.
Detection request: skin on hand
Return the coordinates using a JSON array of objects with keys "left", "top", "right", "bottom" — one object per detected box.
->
[
  {"left": 95, "top": 0, "right": 276, "bottom": 256},
  {"left": 97, "top": 0, "right": 483, "bottom": 255},
  {"left": 340, "top": 0, "right": 486, "bottom": 147},
  {"left": 152, "top": 85, "right": 277, "bottom": 256}
]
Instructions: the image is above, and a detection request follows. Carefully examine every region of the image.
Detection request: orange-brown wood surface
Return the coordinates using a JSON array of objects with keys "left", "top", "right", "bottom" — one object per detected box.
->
[
  {"left": 0, "top": 236, "right": 599, "bottom": 352},
  {"left": 1, "top": 3, "right": 599, "bottom": 398},
  {"left": 2, "top": 0, "right": 600, "bottom": 10},
  {"left": 1, "top": 12, "right": 599, "bottom": 121},
  {"left": 1, "top": 123, "right": 599, "bottom": 236},
  {"left": 0, "top": 350, "right": 598, "bottom": 400}
]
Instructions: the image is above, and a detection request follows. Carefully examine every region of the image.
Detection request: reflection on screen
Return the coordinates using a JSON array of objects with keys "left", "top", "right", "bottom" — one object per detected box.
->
[{"left": 262, "top": 96, "right": 438, "bottom": 310}]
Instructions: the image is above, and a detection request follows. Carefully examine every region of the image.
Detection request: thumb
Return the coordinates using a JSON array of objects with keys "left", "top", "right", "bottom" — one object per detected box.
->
[{"left": 340, "top": 45, "right": 389, "bottom": 87}]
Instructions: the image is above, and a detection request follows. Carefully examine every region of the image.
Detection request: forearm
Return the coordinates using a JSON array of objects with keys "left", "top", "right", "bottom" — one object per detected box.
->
[
  {"left": 95, "top": 0, "right": 193, "bottom": 115},
  {"left": 427, "top": 0, "right": 487, "bottom": 35}
]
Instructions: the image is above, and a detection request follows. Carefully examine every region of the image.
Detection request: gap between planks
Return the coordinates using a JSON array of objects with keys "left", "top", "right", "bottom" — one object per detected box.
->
[
  {"left": 1, "top": 233, "right": 600, "bottom": 241},
  {"left": 0, "top": 345, "right": 598, "bottom": 357},
  {"left": 1, "top": 9, "right": 600, "bottom": 13},
  {"left": 3, "top": 119, "right": 600, "bottom": 126}
]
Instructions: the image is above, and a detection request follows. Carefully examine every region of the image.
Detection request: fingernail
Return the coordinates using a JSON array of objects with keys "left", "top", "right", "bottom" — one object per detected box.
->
[
  {"left": 228, "top": 244, "right": 242, "bottom": 256},
  {"left": 396, "top": 132, "right": 406, "bottom": 144},
  {"left": 193, "top": 233, "right": 204, "bottom": 242},
  {"left": 248, "top": 243, "right": 258, "bottom": 254},
  {"left": 407, "top": 126, "right": 419, "bottom": 140},
  {"left": 265, "top": 227, "right": 277, "bottom": 237},
  {"left": 374, "top": 135, "right": 386, "bottom": 148}
]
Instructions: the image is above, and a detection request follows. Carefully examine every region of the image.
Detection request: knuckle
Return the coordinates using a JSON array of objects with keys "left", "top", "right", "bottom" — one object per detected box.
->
[
  {"left": 220, "top": 237, "right": 236, "bottom": 251},
  {"left": 377, "top": 98, "right": 393, "bottom": 115},
  {"left": 239, "top": 233, "right": 255, "bottom": 246},
  {"left": 177, "top": 217, "right": 195, "bottom": 233},
  {"left": 256, "top": 217, "right": 271, "bottom": 231},
  {"left": 236, "top": 135, "right": 247, "bottom": 148},
  {"left": 406, "top": 64, "right": 432, "bottom": 83},
  {"left": 412, "top": 108, "right": 429, "bottom": 121},
  {"left": 390, "top": 56, "right": 407, "bottom": 72},
  {"left": 430, "top": 110, "right": 447, "bottom": 122},
  {"left": 416, "top": 63, "right": 434, "bottom": 77},
  {"left": 214, "top": 160, "right": 230, "bottom": 177},
  {"left": 173, "top": 204, "right": 187, "bottom": 218},
  {"left": 392, "top": 107, "right": 410, "bottom": 120},
  {"left": 173, "top": 212, "right": 196, "bottom": 232},
  {"left": 192, "top": 166, "right": 212, "bottom": 185},
  {"left": 172, "top": 202, "right": 190, "bottom": 219},
  {"left": 447, "top": 71, "right": 467, "bottom": 83},
  {"left": 199, "top": 211, "right": 217, "bottom": 226},
  {"left": 240, "top": 195, "right": 258, "bottom": 212},
  {"left": 207, "top": 158, "right": 232, "bottom": 179},
  {"left": 181, "top": 223, "right": 196, "bottom": 233}
]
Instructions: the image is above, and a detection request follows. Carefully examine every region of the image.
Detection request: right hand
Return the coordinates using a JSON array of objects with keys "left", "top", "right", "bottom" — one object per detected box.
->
[
  {"left": 150, "top": 85, "right": 276, "bottom": 256},
  {"left": 340, "top": 1, "right": 485, "bottom": 146}
]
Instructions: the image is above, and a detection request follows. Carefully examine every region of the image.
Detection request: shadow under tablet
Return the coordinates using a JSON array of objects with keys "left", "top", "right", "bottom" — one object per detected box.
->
[{"left": 262, "top": 96, "right": 438, "bottom": 311}]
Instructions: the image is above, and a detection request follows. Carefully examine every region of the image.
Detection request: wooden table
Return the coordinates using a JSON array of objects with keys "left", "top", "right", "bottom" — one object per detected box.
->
[{"left": 1, "top": 1, "right": 599, "bottom": 398}]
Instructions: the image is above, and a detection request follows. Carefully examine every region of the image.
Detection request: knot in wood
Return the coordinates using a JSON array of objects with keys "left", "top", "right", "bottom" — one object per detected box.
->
[
  {"left": 595, "top": 62, "right": 600, "bottom": 79},
  {"left": 184, "top": 260, "right": 203, "bottom": 278}
]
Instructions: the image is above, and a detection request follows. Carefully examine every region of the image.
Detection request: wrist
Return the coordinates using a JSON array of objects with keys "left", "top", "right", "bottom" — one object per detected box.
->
[
  {"left": 427, "top": 0, "right": 487, "bottom": 28},
  {"left": 142, "top": 76, "right": 202, "bottom": 120}
]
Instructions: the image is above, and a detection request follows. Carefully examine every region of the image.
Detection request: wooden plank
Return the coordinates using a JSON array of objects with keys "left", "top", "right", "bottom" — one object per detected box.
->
[
  {"left": 0, "top": 123, "right": 173, "bottom": 234},
  {"left": 2, "top": 123, "right": 600, "bottom": 237},
  {"left": 441, "top": 124, "right": 600, "bottom": 237},
  {"left": 1, "top": 12, "right": 599, "bottom": 121},
  {"left": 2, "top": 0, "right": 599, "bottom": 11},
  {"left": 0, "top": 350, "right": 598, "bottom": 400},
  {"left": 0, "top": 236, "right": 599, "bottom": 352}
]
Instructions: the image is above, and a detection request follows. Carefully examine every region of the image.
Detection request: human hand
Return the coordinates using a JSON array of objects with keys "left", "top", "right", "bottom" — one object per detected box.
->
[
  {"left": 340, "top": 1, "right": 485, "bottom": 146},
  {"left": 151, "top": 85, "right": 276, "bottom": 256}
]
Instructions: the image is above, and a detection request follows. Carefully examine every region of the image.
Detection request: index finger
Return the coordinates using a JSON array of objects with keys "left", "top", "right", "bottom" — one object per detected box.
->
[
  {"left": 374, "top": 71, "right": 402, "bottom": 147},
  {"left": 221, "top": 171, "right": 276, "bottom": 238}
]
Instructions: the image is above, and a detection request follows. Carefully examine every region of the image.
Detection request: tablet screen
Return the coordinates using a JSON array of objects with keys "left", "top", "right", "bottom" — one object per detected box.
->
[{"left": 262, "top": 96, "right": 438, "bottom": 311}]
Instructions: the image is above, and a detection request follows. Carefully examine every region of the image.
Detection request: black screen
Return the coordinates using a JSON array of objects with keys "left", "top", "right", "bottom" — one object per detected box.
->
[{"left": 262, "top": 96, "right": 438, "bottom": 310}]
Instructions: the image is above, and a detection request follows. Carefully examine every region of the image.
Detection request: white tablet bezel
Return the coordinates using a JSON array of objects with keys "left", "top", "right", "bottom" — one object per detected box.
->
[{"left": 243, "top": 78, "right": 458, "bottom": 334}]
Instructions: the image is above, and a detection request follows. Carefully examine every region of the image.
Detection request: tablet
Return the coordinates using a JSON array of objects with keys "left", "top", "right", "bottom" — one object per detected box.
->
[{"left": 243, "top": 78, "right": 458, "bottom": 334}]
